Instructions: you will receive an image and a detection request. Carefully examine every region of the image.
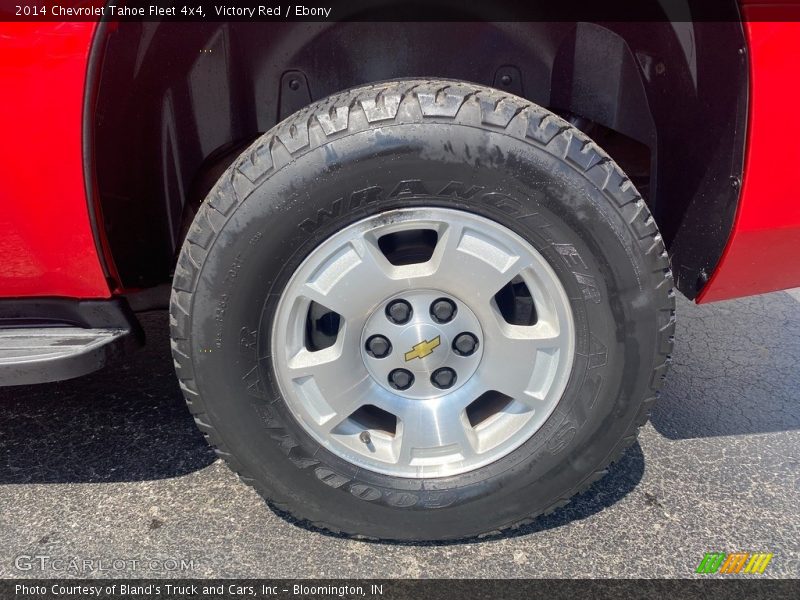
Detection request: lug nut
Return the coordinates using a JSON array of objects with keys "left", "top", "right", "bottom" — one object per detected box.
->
[
  {"left": 386, "top": 299, "right": 412, "bottom": 325},
  {"left": 453, "top": 332, "right": 479, "bottom": 356},
  {"left": 431, "top": 367, "right": 457, "bottom": 390},
  {"left": 388, "top": 368, "right": 414, "bottom": 391},
  {"left": 365, "top": 335, "right": 392, "bottom": 358},
  {"left": 430, "top": 298, "right": 457, "bottom": 323}
]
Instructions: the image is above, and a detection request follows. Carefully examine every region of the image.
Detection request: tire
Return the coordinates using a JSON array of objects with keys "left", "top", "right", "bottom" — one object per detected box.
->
[{"left": 170, "top": 79, "right": 675, "bottom": 541}]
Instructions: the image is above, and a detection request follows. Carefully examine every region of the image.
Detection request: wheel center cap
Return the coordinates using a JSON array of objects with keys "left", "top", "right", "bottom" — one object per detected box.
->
[
  {"left": 397, "top": 324, "right": 449, "bottom": 372},
  {"left": 361, "top": 290, "right": 484, "bottom": 400}
]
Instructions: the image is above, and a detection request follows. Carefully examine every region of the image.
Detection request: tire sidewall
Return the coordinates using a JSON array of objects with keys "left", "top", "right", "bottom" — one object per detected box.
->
[{"left": 187, "top": 123, "right": 658, "bottom": 539}]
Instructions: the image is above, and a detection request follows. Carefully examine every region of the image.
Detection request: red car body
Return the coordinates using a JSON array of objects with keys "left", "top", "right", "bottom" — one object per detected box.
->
[
  {"left": 700, "top": 18, "right": 800, "bottom": 302},
  {"left": 0, "top": 15, "right": 799, "bottom": 303},
  {"left": 0, "top": 22, "right": 108, "bottom": 298},
  {"left": 4, "top": 7, "right": 798, "bottom": 541}
]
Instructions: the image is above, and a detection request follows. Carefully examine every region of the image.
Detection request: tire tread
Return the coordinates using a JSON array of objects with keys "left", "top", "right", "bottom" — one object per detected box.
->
[{"left": 169, "top": 79, "right": 676, "bottom": 541}]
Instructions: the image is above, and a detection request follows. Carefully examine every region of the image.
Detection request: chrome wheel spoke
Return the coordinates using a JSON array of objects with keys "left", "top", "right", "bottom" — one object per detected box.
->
[
  {"left": 479, "top": 313, "right": 565, "bottom": 403},
  {"left": 394, "top": 401, "right": 478, "bottom": 470},
  {"left": 298, "top": 238, "right": 395, "bottom": 320},
  {"left": 430, "top": 222, "right": 532, "bottom": 297},
  {"left": 317, "top": 378, "right": 381, "bottom": 434},
  {"left": 285, "top": 327, "right": 373, "bottom": 427},
  {"left": 286, "top": 326, "right": 363, "bottom": 389}
]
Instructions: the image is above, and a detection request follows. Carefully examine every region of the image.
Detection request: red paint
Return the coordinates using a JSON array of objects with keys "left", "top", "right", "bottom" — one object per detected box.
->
[
  {"left": 0, "top": 22, "right": 109, "bottom": 298},
  {"left": 698, "top": 19, "right": 800, "bottom": 302},
  {"left": 0, "top": 18, "right": 798, "bottom": 303}
]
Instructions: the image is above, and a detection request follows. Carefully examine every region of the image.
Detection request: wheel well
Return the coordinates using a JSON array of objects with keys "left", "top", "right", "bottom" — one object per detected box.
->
[{"left": 90, "top": 13, "right": 746, "bottom": 299}]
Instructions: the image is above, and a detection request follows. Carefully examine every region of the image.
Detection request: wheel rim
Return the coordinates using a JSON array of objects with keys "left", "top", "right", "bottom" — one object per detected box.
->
[{"left": 271, "top": 208, "right": 575, "bottom": 478}]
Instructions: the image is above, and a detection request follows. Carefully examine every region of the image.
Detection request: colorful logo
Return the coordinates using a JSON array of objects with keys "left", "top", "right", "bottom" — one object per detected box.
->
[
  {"left": 696, "top": 552, "right": 773, "bottom": 574},
  {"left": 404, "top": 336, "right": 441, "bottom": 361}
]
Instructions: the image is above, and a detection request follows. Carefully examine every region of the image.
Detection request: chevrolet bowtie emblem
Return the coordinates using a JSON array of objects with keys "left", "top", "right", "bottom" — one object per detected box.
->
[{"left": 404, "top": 336, "right": 441, "bottom": 361}]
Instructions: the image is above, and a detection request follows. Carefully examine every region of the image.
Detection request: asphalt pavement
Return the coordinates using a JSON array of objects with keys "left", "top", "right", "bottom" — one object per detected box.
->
[{"left": 0, "top": 290, "right": 798, "bottom": 579}]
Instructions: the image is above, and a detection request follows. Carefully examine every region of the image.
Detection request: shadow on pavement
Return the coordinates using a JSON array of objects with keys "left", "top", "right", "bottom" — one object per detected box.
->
[
  {"left": 2, "top": 292, "right": 795, "bottom": 540},
  {"left": 651, "top": 291, "right": 800, "bottom": 440},
  {"left": 0, "top": 311, "right": 216, "bottom": 484},
  {"left": 0, "top": 309, "right": 646, "bottom": 543}
]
